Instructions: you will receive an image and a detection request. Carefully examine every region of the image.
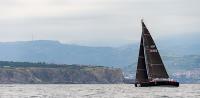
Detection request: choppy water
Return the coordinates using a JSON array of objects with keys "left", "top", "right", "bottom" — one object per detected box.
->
[{"left": 0, "top": 84, "right": 199, "bottom": 98}]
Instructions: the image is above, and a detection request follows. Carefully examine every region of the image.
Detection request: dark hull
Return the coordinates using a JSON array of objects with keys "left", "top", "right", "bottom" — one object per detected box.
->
[{"left": 135, "top": 81, "right": 179, "bottom": 87}]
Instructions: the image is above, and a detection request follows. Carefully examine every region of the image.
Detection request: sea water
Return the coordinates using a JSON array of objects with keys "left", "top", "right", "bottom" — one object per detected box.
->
[{"left": 0, "top": 84, "right": 199, "bottom": 98}]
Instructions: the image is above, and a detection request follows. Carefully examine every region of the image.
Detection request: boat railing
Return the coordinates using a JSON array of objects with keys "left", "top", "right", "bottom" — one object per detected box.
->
[{"left": 151, "top": 78, "right": 176, "bottom": 82}]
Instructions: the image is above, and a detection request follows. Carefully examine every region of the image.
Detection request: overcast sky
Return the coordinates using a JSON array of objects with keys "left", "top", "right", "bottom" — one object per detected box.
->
[{"left": 0, "top": 0, "right": 199, "bottom": 46}]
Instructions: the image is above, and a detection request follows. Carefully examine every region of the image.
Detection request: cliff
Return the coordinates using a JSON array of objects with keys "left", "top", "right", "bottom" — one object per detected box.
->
[{"left": 0, "top": 65, "right": 124, "bottom": 84}]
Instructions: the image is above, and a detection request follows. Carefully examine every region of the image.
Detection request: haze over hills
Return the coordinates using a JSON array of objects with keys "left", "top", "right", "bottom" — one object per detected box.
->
[
  {"left": 0, "top": 39, "right": 199, "bottom": 68},
  {"left": 0, "top": 38, "right": 199, "bottom": 83},
  {"left": 0, "top": 40, "right": 137, "bottom": 66}
]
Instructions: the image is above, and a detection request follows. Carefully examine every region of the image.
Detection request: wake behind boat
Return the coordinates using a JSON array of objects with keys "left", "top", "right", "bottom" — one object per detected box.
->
[{"left": 135, "top": 20, "right": 179, "bottom": 87}]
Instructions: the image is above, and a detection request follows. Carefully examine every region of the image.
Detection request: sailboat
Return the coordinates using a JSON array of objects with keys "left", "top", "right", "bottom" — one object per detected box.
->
[{"left": 135, "top": 20, "right": 179, "bottom": 87}]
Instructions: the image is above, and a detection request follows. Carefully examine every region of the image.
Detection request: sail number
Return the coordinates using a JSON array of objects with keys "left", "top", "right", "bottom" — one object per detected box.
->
[
  {"left": 150, "top": 45, "right": 156, "bottom": 48},
  {"left": 149, "top": 45, "right": 157, "bottom": 52},
  {"left": 149, "top": 49, "right": 158, "bottom": 52}
]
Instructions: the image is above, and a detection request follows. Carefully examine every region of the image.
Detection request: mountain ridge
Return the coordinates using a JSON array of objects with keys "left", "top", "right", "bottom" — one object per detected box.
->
[{"left": 0, "top": 40, "right": 199, "bottom": 83}]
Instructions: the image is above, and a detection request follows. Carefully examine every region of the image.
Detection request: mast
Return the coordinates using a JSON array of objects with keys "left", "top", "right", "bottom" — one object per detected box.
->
[{"left": 141, "top": 20, "right": 169, "bottom": 80}]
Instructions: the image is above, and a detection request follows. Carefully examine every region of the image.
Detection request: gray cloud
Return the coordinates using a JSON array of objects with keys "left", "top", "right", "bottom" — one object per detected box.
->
[{"left": 0, "top": 0, "right": 199, "bottom": 46}]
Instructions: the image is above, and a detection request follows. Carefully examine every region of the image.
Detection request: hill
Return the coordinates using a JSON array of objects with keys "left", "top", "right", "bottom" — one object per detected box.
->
[
  {"left": 0, "top": 40, "right": 137, "bottom": 67},
  {"left": 0, "top": 61, "right": 124, "bottom": 84},
  {"left": 0, "top": 40, "right": 199, "bottom": 83}
]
